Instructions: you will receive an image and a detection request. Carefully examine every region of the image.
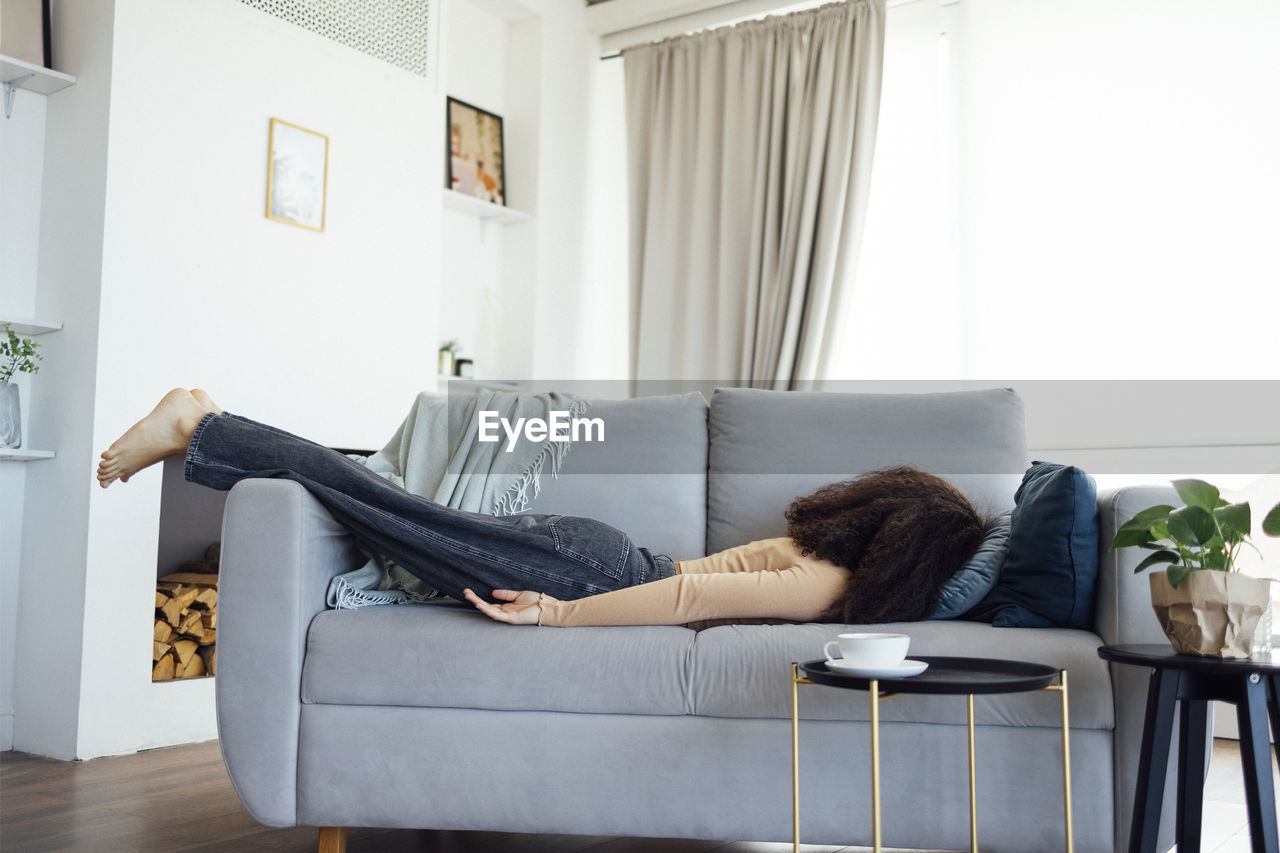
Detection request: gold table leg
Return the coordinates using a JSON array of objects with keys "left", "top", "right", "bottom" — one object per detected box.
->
[
  {"left": 870, "top": 679, "right": 881, "bottom": 853},
  {"left": 967, "top": 693, "right": 978, "bottom": 853},
  {"left": 792, "top": 663, "right": 801, "bottom": 853},
  {"left": 1059, "top": 670, "right": 1074, "bottom": 853},
  {"left": 1042, "top": 669, "right": 1074, "bottom": 853}
]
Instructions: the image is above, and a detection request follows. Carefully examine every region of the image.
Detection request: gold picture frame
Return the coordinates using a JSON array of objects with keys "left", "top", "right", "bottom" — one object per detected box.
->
[{"left": 265, "top": 118, "right": 329, "bottom": 232}]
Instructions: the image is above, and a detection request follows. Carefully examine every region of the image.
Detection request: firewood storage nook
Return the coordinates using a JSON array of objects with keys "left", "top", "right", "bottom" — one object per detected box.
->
[
  {"left": 152, "top": 549, "right": 219, "bottom": 680},
  {"left": 153, "top": 458, "right": 229, "bottom": 682}
]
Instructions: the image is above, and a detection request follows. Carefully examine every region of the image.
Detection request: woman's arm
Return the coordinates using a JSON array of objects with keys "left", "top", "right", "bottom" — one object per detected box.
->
[
  {"left": 677, "top": 537, "right": 803, "bottom": 575},
  {"left": 467, "top": 557, "right": 850, "bottom": 627}
]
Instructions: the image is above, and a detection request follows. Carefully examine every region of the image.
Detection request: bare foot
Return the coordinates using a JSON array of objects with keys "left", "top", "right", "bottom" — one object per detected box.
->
[
  {"left": 190, "top": 388, "right": 223, "bottom": 415},
  {"left": 97, "top": 389, "right": 215, "bottom": 488}
]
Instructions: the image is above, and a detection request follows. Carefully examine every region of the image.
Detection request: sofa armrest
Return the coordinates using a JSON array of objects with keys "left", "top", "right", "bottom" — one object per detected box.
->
[
  {"left": 215, "top": 478, "right": 366, "bottom": 827},
  {"left": 1094, "top": 485, "right": 1179, "bottom": 646},
  {"left": 1094, "top": 484, "right": 1180, "bottom": 853}
]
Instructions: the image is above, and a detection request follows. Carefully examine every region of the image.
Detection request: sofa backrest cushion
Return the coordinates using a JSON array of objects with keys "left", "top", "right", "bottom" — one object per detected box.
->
[
  {"left": 532, "top": 391, "right": 709, "bottom": 560},
  {"left": 706, "top": 387, "right": 1028, "bottom": 554}
]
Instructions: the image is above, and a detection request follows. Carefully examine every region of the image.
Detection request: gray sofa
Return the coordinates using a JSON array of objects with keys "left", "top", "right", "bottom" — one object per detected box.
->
[{"left": 215, "top": 387, "right": 1179, "bottom": 852}]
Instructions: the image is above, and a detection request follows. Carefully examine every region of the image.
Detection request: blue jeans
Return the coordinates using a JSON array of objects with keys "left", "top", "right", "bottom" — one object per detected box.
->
[{"left": 185, "top": 413, "right": 675, "bottom": 601}]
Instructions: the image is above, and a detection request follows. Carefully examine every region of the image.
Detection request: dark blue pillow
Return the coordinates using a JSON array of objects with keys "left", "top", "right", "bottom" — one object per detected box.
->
[
  {"left": 964, "top": 462, "right": 1099, "bottom": 629},
  {"left": 931, "top": 511, "right": 1012, "bottom": 619}
]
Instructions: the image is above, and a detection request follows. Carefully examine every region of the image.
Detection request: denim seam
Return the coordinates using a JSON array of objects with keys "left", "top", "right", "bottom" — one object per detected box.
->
[
  {"left": 547, "top": 517, "right": 630, "bottom": 579},
  {"left": 183, "top": 412, "right": 219, "bottom": 483}
]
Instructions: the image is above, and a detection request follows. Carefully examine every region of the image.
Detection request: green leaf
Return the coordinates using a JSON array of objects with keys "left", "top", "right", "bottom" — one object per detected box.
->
[
  {"left": 1167, "top": 505, "right": 1217, "bottom": 547},
  {"left": 1214, "top": 502, "right": 1251, "bottom": 542},
  {"left": 1109, "top": 504, "right": 1176, "bottom": 551},
  {"left": 1166, "top": 563, "right": 1195, "bottom": 589},
  {"left": 1202, "top": 547, "right": 1228, "bottom": 570},
  {"left": 1110, "top": 527, "right": 1156, "bottom": 550},
  {"left": 1132, "top": 550, "right": 1179, "bottom": 573},
  {"left": 1263, "top": 502, "right": 1280, "bottom": 537},
  {"left": 1173, "top": 479, "right": 1220, "bottom": 511},
  {"left": 1117, "top": 504, "right": 1176, "bottom": 531}
]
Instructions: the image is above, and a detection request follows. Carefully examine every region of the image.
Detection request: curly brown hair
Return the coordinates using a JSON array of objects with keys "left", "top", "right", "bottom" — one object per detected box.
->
[{"left": 785, "top": 466, "right": 984, "bottom": 624}]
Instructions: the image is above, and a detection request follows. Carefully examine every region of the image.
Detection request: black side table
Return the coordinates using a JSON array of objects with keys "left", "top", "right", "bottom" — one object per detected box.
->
[
  {"left": 1098, "top": 644, "right": 1280, "bottom": 853},
  {"left": 792, "top": 656, "right": 1072, "bottom": 853}
]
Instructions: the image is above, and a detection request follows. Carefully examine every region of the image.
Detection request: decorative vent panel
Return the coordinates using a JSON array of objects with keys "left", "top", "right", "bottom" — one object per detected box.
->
[{"left": 237, "top": 0, "right": 429, "bottom": 76}]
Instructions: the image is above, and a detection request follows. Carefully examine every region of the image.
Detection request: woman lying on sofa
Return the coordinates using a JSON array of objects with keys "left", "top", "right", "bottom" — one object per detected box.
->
[{"left": 98, "top": 389, "right": 984, "bottom": 628}]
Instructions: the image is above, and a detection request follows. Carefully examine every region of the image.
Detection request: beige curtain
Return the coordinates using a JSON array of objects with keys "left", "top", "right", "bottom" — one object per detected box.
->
[{"left": 624, "top": 0, "right": 884, "bottom": 386}]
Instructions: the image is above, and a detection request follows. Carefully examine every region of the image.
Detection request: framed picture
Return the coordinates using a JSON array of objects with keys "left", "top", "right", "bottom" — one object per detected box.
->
[
  {"left": 266, "top": 118, "right": 329, "bottom": 232},
  {"left": 446, "top": 97, "right": 505, "bottom": 206}
]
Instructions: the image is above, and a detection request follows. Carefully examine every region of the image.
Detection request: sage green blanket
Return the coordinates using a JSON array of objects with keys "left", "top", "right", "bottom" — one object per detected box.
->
[{"left": 326, "top": 389, "right": 587, "bottom": 608}]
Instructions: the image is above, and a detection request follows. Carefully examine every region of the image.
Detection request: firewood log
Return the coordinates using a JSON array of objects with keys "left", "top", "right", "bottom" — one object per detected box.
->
[
  {"left": 199, "top": 645, "right": 216, "bottom": 675},
  {"left": 193, "top": 588, "right": 218, "bottom": 610},
  {"left": 154, "top": 620, "right": 175, "bottom": 644},
  {"left": 158, "top": 572, "right": 219, "bottom": 588},
  {"left": 178, "top": 652, "right": 206, "bottom": 678},
  {"left": 178, "top": 612, "right": 204, "bottom": 640},
  {"left": 155, "top": 591, "right": 167, "bottom": 608},
  {"left": 153, "top": 641, "right": 172, "bottom": 662},
  {"left": 172, "top": 639, "right": 198, "bottom": 668},
  {"left": 152, "top": 653, "right": 176, "bottom": 681}
]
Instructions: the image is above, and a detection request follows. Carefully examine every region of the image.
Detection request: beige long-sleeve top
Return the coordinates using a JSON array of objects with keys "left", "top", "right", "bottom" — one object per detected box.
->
[{"left": 536, "top": 537, "right": 851, "bottom": 628}]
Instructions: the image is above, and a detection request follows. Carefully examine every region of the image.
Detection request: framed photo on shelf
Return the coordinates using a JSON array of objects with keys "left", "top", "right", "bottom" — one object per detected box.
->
[
  {"left": 446, "top": 97, "right": 505, "bottom": 206},
  {"left": 265, "top": 117, "right": 329, "bottom": 232}
]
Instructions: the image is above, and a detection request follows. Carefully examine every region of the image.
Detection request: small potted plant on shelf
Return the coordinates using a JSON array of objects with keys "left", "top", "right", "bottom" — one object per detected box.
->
[
  {"left": 1111, "top": 479, "right": 1280, "bottom": 657},
  {"left": 0, "top": 324, "right": 44, "bottom": 449},
  {"left": 438, "top": 339, "right": 460, "bottom": 378}
]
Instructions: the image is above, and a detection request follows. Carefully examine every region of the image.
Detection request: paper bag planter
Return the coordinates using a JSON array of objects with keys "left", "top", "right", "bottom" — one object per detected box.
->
[{"left": 1149, "top": 570, "right": 1271, "bottom": 658}]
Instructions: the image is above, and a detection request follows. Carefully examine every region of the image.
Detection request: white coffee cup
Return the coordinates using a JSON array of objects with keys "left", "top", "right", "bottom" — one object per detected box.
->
[{"left": 823, "top": 632, "right": 911, "bottom": 669}]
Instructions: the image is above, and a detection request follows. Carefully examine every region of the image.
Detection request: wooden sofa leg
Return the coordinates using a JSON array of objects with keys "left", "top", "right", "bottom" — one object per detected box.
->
[{"left": 318, "top": 826, "right": 347, "bottom": 853}]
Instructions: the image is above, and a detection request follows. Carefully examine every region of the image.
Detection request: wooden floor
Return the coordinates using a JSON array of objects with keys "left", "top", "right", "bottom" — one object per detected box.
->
[{"left": 0, "top": 738, "right": 1271, "bottom": 852}]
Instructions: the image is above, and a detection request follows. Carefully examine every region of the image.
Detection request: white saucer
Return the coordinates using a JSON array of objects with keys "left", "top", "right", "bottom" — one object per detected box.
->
[{"left": 825, "top": 659, "right": 929, "bottom": 679}]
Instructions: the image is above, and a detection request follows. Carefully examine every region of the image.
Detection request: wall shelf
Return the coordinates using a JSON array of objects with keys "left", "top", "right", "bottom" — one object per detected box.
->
[
  {"left": 0, "top": 315, "right": 63, "bottom": 336},
  {"left": 442, "top": 188, "right": 530, "bottom": 225},
  {"left": 0, "top": 449, "right": 55, "bottom": 462},
  {"left": 2, "top": 54, "right": 76, "bottom": 119},
  {"left": 0, "top": 55, "right": 76, "bottom": 95}
]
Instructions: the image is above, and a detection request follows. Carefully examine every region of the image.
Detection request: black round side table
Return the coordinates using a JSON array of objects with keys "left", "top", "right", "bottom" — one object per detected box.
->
[
  {"left": 1098, "top": 644, "right": 1280, "bottom": 853},
  {"left": 791, "top": 656, "right": 1072, "bottom": 853}
]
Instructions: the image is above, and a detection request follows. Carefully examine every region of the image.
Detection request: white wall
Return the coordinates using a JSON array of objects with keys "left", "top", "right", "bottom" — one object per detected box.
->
[
  {"left": 0, "top": 85, "right": 48, "bottom": 752},
  {"left": 15, "top": 0, "right": 439, "bottom": 759},
  {"left": 439, "top": 0, "right": 513, "bottom": 379},
  {"left": 12, "top": 0, "right": 117, "bottom": 760},
  {"left": 12, "top": 0, "right": 611, "bottom": 760}
]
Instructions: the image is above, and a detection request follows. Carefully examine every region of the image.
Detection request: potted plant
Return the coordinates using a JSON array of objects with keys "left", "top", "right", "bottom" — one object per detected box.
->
[
  {"left": 438, "top": 339, "right": 460, "bottom": 378},
  {"left": 1111, "top": 479, "right": 1280, "bottom": 657},
  {"left": 0, "top": 324, "right": 43, "bottom": 449}
]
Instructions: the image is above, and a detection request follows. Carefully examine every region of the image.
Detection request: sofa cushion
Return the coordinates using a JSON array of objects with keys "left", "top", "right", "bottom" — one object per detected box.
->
[
  {"left": 931, "top": 511, "right": 1012, "bottom": 619},
  {"left": 302, "top": 605, "right": 696, "bottom": 715},
  {"left": 531, "top": 391, "right": 708, "bottom": 560},
  {"left": 965, "top": 462, "right": 1100, "bottom": 630},
  {"left": 688, "top": 620, "right": 1113, "bottom": 729},
  {"left": 705, "top": 387, "right": 1028, "bottom": 554}
]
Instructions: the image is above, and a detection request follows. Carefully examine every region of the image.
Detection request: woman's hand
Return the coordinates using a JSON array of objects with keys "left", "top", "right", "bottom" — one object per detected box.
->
[{"left": 463, "top": 588, "right": 543, "bottom": 625}]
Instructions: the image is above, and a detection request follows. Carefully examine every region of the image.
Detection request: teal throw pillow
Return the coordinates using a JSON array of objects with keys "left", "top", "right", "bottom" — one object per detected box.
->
[
  {"left": 964, "top": 462, "right": 1099, "bottom": 629},
  {"left": 930, "top": 511, "right": 1011, "bottom": 620}
]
